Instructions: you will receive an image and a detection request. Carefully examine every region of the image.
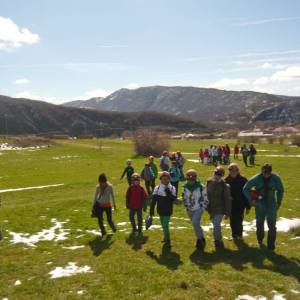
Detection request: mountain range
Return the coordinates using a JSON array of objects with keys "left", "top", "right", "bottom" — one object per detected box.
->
[
  {"left": 63, "top": 86, "right": 300, "bottom": 127},
  {"left": 0, "top": 95, "right": 205, "bottom": 136}
]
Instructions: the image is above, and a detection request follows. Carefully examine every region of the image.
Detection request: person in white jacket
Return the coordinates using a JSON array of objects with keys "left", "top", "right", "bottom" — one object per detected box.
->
[{"left": 182, "top": 169, "right": 209, "bottom": 251}]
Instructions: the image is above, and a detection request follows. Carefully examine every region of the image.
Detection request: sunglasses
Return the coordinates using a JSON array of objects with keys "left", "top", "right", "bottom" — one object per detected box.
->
[
  {"left": 214, "top": 172, "right": 223, "bottom": 177},
  {"left": 187, "top": 175, "right": 197, "bottom": 180}
]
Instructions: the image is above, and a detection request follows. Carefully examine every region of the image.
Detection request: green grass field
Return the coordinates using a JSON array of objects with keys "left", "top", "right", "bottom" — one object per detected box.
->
[{"left": 0, "top": 138, "right": 299, "bottom": 300}]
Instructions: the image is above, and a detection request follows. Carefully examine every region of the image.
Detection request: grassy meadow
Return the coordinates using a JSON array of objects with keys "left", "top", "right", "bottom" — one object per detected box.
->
[{"left": 0, "top": 138, "right": 299, "bottom": 300}]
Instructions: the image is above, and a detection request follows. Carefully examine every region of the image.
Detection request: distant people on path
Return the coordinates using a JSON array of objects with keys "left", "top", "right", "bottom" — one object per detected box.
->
[
  {"left": 243, "top": 163, "right": 284, "bottom": 251},
  {"left": 182, "top": 169, "right": 209, "bottom": 251},
  {"left": 168, "top": 160, "right": 181, "bottom": 197},
  {"left": 149, "top": 156, "right": 158, "bottom": 191},
  {"left": 249, "top": 144, "right": 257, "bottom": 166},
  {"left": 120, "top": 159, "right": 135, "bottom": 186},
  {"left": 141, "top": 163, "right": 155, "bottom": 195},
  {"left": 92, "top": 173, "right": 117, "bottom": 236},
  {"left": 160, "top": 151, "right": 170, "bottom": 171},
  {"left": 234, "top": 144, "right": 239, "bottom": 160},
  {"left": 225, "top": 163, "right": 250, "bottom": 240},
  {"left": 241, "top": 144, "right": 249, "bottom": 167},
  {"left": 199, "top": 148, "right": 204, "bottom": 163},
  {"left": 207, "top": 166, "right": 232, "bottom": 250},
  {"left": 150, "top": 171, "right": 177, "bottom": 248},
  {"left": 126, "top": 173, "right": 148, "bottom": 235}
]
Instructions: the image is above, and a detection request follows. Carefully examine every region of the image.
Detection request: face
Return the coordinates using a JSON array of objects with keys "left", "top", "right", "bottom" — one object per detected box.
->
[
  {"left": 262, "top": 171, "right": 271, "bottom": 179},
  {"left": 99, "top": 181, "right": 107, "bottom": 188},
  {"left": 229, "top": 167, "right": 239, "bottom": 178},
  {"left": 187, "top": 175, "right": 197, "bottom": 185},
  {"left": 214, "top": 172, "right": 223, "bottom": 181},
  {"left": 161, "top": 176, "right": 170, "bottom": 185},
  {"left": 133, "top": 179, "right": 140, "bottom": 186}
]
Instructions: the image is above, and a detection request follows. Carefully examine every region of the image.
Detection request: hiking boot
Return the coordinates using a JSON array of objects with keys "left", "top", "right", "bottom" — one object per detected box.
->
[
  {"left": 267, "top": 243, "right": 275, "bottom": 251},
  {"left": 214, "top": 240, "right": 224, "bottom": 250}
]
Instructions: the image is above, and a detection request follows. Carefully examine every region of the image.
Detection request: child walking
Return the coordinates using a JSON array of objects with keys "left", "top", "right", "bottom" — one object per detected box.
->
[
  {"left": 92, "top": 173, "right": 117, "bottom": 236},
  {"left": 150, "top": 171, "right": 177, "bottom": 248},
  {"left": 126, "top": 173, "right": 148, "bottom": 235},
  {"left": 120, "top": 159, "right": 135, "bottom": 186}
]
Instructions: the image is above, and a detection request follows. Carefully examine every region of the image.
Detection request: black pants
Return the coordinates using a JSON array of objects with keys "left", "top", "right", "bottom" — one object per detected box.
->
[
  {"left": 230, "top": 209, "right": 244, "bottom": 238},
  {"left": 242, "top": 155, "right": 248, "bottom": 166},
  {"left": 256, "top": 218, "right": 276, "bottom": 249},
  {"left": 129, "top": 208, "right": 143, "bottom": 232},
  {"left": 171, "top": 181, "right": 179, "bottom": 197},
  {"left": 96, "top": 206, "right": 116, "bottom": 234},
  {"left": 145, "top": 181, "right": 153, "bottom": 195}
]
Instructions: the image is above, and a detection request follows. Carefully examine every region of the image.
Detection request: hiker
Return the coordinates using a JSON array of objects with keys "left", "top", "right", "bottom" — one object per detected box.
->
[
  {"left": 241, "top": 144, "right": 249, "bottom": 167},
  {"left": 168, "top": 160, "right": 181, "bottom": 197},
  {"left": 225, "top": 163, "right": 250, "bottom": 240},
  {"left": 203, "top": 148, "right": 209, "bottom": 165},
  {"left": 207, "top": 166, "right": 232, "bottom": 250},
  {"left": 160, "top": 151, "right": 170, "bottom": 171},
  {"left": 150, "top": 171, "right": 177, "bottom": 248},
  {"left": 149, "top": 155, "right": 158, "bottom": 191},
  {"left": 170, "top": 152, "right": 177, "bottom": 164},
  {"left": 224, "top": 144, "right": 230, "bottom": 164},
  {"left": 126, "top": 173, "right": 148, "bottom": 235},
  {"left": 249, "top": 144, "right": 257, "bottom": 166},
  {"left": 176, "top": 151, "right": 185, "bottom": 180},
  {"left": 243, "top": 163, "right": 284, "bottom": 251},
  {"left": 234, "top": 144, "right": 239, "bottom": 160},
  {"left": 182, "top": 169, "right": 209, "bottom": 251},
  {"left": 92, "top": 173, "right": 117, "bottom": 236},
  {"left": 212, "top": 146, "right": 218, "bottom": 166},
  {"left": 199, "top": 148, "right": 204, "bottom": 163},
  {"left": 141, "top": 163, "right": 155, "bottom": 195},
  {"left": 120, "top": 159, "right": 135, "bottom": 186}
]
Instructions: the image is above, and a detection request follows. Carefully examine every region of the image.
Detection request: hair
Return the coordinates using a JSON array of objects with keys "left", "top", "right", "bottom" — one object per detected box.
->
[
  {"left": 262, "top": 163, "right": 272, "bottom": 173},
  {"left": 214, "top": 166, "right": 225, "bottom": 176},
  {"left": 228, "top": 163, "right": 239, "bottom": 172},
  {"left": 98, "top": 173, "right": 107, "bottom": 183},
  {"left": 159, "top": 171, "right": 170, "bottom": 179}
]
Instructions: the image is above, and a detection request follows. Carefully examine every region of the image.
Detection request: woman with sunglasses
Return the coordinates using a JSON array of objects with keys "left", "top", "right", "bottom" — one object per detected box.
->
[
  {"left": 182, "top": 169, "right": 209, "bottom": 251},
  {"left": 207, "top": 166, "right": 232, "bottom": 250},
  {"left": 225, "top": 163, "right": 250, "bottom": 241}
]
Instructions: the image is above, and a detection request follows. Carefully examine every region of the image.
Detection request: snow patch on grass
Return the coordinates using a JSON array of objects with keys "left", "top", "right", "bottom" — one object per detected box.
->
[
  {"left": 62, "top": 245, "right": 85, "bottom": 250},
  {"left": 49, "top": 262, "right": 92, "bottom": 279},
  {"left": 9, "top": 219, "right": 69, "bottom": 247}
]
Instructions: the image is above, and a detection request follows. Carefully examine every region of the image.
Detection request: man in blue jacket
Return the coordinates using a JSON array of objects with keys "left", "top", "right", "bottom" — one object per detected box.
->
[{"left": 243, "top": 163, "right": 284, "bottom": 251}]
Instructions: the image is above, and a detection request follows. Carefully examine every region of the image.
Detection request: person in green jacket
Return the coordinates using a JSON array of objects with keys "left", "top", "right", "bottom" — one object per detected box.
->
[
  {"left": 149, "top": 156, "right": 158, "bottom": 191},
  {"left": 243, "top": 163, "right": 284, "bottom": 251}
]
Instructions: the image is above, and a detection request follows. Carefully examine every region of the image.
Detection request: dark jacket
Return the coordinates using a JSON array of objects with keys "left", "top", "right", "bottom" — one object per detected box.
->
[
  {"left": 206, "top": 179, "right": 232, "bottom": 216},
  {"left": 121, "top": 166, "right": 134, "bottom": 182},
  {"left": 150, "top": 184, "right": 177, "bottom": 216},
  {"left": 225, "top": 174, "right": 250, "bottom": 212}
]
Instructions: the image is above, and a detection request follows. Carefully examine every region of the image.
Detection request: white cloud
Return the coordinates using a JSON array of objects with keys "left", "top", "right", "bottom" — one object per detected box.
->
[
  {"left": 208, "top": 78, "right": 249, "bottom": 90},
  {"left": 13, "top": 78, "right": 30, "bottom": 85},
  {"left": 13, "top": 91, "right": 56, "bottom": 102},
  {"left": 96, "top": 45, "right": 129, "bottom": 48},
  {"left": 271, "top": 66, "right": 300, "bottom": 82},
  {"left": 234, "top": 17, "right": 300, "bottom": 27},
  {"left": 253, "top": 76, "right": 270, "bottom": 86},
  {"left": 77, "top": 89, "right": 112, "bottom": 100},
  {"left": 124, "top": 83, "right": 140, "bottom": 90},
  {"left": 0, "top": 16, "right": 40, "bottom": 51}
]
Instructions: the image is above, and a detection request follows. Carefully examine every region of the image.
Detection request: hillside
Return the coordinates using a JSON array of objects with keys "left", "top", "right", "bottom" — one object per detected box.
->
[
  {"left": 63, "top": 86, "right": 300, "bottom": 126},
  {"left": 0, "top": 95, "right": 206, "bottom": 136}
]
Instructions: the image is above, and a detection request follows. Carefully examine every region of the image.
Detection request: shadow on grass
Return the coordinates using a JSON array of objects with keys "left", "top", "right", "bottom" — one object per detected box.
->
[
  {"left": 88, "top": 234, "right": 114, "bottom": 257},
  {"left": 146, "top": 244, "right": 183, "bottom": 270},
  {"left": 190, "top": 240, "right": 300, "bottom": 283},
  {"left": 126, "top": 233, "right": 149, "bottom": 251}
]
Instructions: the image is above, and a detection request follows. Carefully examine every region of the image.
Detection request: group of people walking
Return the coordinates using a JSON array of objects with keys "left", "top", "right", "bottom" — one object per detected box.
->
[
  {"left": 199, "top": 144, "right": 231, "bottom": 165},
  {"left": 92, "top": 150, "right": 284, "bottom": 252}
]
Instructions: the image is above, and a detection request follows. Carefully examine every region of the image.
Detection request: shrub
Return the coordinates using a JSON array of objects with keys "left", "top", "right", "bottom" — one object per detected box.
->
[
  {"left": 291, "top": 135, "right": 300, "bottom": 146},
  {"left": 133, "top": 129, "right": 170, "bottom": 157}
]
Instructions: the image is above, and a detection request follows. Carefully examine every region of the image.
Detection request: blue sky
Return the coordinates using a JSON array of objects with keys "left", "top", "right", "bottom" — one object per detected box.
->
[{"left": 1, "top": 0, "right": 300, "bottom": 103}]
